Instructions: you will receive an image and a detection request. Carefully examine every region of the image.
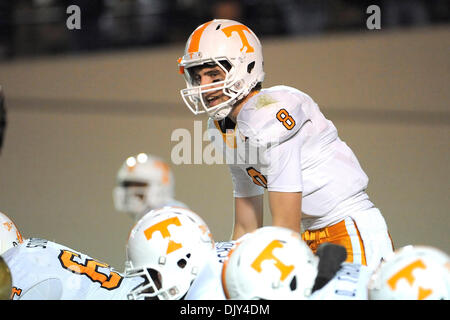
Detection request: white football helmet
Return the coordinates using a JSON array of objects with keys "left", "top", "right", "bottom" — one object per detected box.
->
[
  {"left": 0, "top": 211, "right": 24, "bottom": 255},
  {"left": 178, "top": 19, "right": 265, "bottom": 120},
  {"left": 124, "top": 207, "right": 215, "bottom": 300},
  {"left": 368, "top": 245, "right": 450, "bottom": 300},
  {"left": 222, "top": 226, "right": 319, "bottom": 300},
  {"left": 113, "top": 153, "right": 175, "bottom": 221}
]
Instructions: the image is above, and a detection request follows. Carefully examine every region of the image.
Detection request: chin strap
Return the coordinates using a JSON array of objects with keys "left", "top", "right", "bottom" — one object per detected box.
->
[{"left": 311, "top": 243, "right": 348, "bottom": 292}]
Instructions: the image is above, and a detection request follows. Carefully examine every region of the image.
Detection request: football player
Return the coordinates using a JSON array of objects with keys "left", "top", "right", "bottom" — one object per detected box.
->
[
  {"left": 113, "top": 153, "right": 188, "bottom": 222},
  {"left": 1, "top": 212, "right": 144, "bottom": 300},
  {"left": 178, "top": 19, "right": 393, "bottom": 267},
  {"left": 124, "top": 206, "right": 217, "bottom": 300},
  {"left": 367, "top": 245, "right": 449, "bottom": 300},
  {"left": 221, "top": 226, "right": 373, "bottom": 300},
  {"left": 3, "top": 237, "right": 145, "bottom": 300}
]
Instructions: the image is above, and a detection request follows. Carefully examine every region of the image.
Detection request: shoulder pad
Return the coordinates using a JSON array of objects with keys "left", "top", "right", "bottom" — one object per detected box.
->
[{"left": 236, "top": 87, "right": 309, "bottom": 146}]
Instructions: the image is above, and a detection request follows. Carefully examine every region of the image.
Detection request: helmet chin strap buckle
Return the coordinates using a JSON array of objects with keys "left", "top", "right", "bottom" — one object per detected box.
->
[
  {"left": 211, "top": 105, "right": 233, "bottom": 120},
  {"left": 233, "top": 80, "right": 244, "bottom": 90}
]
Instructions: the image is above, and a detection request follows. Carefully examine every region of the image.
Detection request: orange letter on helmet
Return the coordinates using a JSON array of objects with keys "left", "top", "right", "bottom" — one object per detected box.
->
[
  {"left": 144, "top": 217, "right": 183, "bottom": 254},
  {"left": 387, "top": 259, "right": 433, "bottom": 300},
  {"left": 251, "top": 240, "right": 294, "bottom": 281},
  {"left": 221, "top": 25, "right": 255, "bottom": 53},
  {"left": 387, "top": 259, "right": 426, "bottom": 289}
]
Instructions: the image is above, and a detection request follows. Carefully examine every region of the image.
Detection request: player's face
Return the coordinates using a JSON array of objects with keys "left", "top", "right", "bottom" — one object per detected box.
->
[
  {"left": 190, "top": 65, "right": 229, "bottom": 107},
  {"left": 122, "top": 180, "right": 147, "bottom": 200}
]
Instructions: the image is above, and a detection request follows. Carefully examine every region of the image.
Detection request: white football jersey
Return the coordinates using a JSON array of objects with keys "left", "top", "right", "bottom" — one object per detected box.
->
[
  {"left": 310, "top": 263, "right": 373, "bottom": 300},
  {"left": 2, "top": 238, "right": 143, "bottom": 300},
  {"left": 184, "top": 241, "right": 235, "bottom": 300},
  {"left": 208, "top": 85, "right": 374, "bottom": 230}
]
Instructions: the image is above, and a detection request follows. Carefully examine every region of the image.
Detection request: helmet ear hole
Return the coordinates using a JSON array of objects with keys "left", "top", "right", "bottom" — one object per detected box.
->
[
  {"left": 177, "top": 259, "right": 187, "bottom": 269},
  {"left": 289, "top": 276, "right": 297, "bottom": 291},
  {"left": 125, "top": 207, "right": 215, "bottom": 300},
  {"left": 177, "top": 253, "right": 192, "bottom": 268},
  {"left": 247, "top": 61, "right": 255, "bottom": 74},
  {"left": 218, "top": 60, "right": 232, "bottom": 72}
]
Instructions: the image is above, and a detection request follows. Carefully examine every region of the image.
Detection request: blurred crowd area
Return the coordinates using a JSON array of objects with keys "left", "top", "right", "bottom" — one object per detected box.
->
[{"left": 0, "top": 0, "right": 449, "bottom": 60}]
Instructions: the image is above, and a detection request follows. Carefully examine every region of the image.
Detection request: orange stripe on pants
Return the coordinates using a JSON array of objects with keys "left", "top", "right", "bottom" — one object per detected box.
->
[{"left": 302, "top": 218, "right": 367, "bottom": 266}]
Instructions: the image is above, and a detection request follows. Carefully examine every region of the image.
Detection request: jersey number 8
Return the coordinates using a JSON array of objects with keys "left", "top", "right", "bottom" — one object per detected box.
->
[{"left": 276, "top": 109, "right": 296, "bottom": 130}]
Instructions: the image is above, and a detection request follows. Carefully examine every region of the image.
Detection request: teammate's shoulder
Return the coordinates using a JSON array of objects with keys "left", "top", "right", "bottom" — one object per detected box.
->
[
  {"left": 5, "top": 238, "right": 50, "bottom": 253},
  {"left": 1, "top": 238, "right": 53, "bottom": 263},
  {"left": 237, "top": 85, "right": 311, "bottom": 145}
]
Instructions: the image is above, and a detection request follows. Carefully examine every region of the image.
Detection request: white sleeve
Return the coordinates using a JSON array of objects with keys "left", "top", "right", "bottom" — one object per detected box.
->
[
  {"left": 263, "top": 131, "right": 303, "bottom": 193},
  {"left": 19, "top": 278, "right": 63, "bottom": 300},
  {"left": 229, "top": 164, "right": 265, "bottom": 198}
]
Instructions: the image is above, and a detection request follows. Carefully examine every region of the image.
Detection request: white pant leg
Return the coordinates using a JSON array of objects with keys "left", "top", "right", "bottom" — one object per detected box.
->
[{"left": 350, "top": 208, "right": 394, "bottom": 270}]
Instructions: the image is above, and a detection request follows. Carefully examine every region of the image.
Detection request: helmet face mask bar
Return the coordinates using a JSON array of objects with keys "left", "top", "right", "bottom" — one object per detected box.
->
[
  {"left": 126, "top": 266, "right": 159, "bottom": 300},
  {"left": 125, "top": 263, "right": 184, "bottom": 300},
  {"left": 181, "top": 57, "right": 242, "bottom": 120}
]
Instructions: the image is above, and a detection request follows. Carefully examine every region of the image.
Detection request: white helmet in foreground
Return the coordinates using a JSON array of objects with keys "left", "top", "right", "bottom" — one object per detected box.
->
[
  {"left": 0, "top": 211, "right": 24, "bottom": 255},
  {"left": 113, "top": 153, "right": 175, "bottom": 221},
  {"left": 368, "top": 245, "right": 450, "bottom": 300},
  {"left": 222, "top": 226, "right": 319, "bottom": 300},
  {"left": 178, "top": 19, "right": 265, "bottom": 120},
  {"left": 125, "top": 207, "right": 215, "bottom": 300}
]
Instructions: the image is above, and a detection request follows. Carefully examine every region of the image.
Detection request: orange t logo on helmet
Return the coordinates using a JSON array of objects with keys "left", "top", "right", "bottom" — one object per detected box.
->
[
  {"left": 187, "top": 21, "right": 255, "bottom": 54},
  {"left": 387, "top": 259, "right": 433, "bottom": 300},
  {"left": 144, "top": 217, "right": 183, "bottom": 254},
  {"left": 251, "top": 240, "right": 294, "bottom": 281},
  {"left": 221, "top": 24, "right": 255, "bottom": 53},
  {"left": 187, "top": 21, "right": 212, "bottom": 53}
]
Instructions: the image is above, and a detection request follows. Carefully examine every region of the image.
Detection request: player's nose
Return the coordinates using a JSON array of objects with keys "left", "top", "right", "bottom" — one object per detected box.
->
[{"left": 200, "top": 75, "right": 213, "bottom": 86}]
